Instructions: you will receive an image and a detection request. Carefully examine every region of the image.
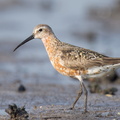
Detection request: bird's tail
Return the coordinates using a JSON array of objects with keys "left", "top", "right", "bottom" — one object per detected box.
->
[{"left": 103, "top": 57, "right": 120, "bottom": 68}]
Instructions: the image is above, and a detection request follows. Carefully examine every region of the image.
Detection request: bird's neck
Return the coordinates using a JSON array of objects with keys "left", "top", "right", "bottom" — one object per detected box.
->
[
  {"left": 41, "top": 35, "right": 61, "bottom": 59},
  {"left": 41, "top": 35, "right": 61, "bottom": 49}
]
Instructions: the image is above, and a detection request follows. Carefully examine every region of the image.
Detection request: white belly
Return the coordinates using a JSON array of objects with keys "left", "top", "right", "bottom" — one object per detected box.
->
[{"left": 83, "top": 63, "right": 120, "bottom": 78}]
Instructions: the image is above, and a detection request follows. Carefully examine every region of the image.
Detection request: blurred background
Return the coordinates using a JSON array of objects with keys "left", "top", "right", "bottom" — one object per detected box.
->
[
  {"left": 1, "top": 0, "right": 120, "bottom": 85},
  {"left": 0, "top": 0, "right": 120, "bottom": 116}
]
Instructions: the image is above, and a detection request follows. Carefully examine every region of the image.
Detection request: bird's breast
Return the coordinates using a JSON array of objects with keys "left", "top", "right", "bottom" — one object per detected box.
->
[
  {"left": 41, "top": 37, "right": 86, "bottom": 76},
  {"left": 50, "top": 57, "right": 80, "bottom": 76}
]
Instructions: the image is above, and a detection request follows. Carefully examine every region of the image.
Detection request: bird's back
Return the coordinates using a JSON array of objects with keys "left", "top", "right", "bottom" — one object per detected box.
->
[{"left": 48, "top": 41, "right": 120, "bottom": 78}]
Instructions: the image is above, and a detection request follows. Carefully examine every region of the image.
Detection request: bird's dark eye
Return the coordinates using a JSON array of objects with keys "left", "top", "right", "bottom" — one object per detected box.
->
[{"left": 39, "top": 29, "right": 43, "bottom": 32}]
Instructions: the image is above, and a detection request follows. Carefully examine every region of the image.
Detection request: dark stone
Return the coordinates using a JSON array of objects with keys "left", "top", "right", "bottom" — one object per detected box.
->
[
  {"left": 88, "top": 82, "right": 118, "bottom": 95},
  {"left": 18, "top": 84, "right": 26, "bottom": 92},
  {"left": 103, "top": 88, "right": 118, "bottom": 95}
]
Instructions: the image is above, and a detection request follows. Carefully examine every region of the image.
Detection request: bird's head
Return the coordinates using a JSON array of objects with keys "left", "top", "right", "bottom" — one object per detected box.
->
[{"left": 14, "top": 24, "right": 54, "bottom": 51}]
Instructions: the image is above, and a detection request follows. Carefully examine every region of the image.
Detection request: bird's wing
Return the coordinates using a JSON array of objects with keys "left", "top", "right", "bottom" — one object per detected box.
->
[{"left": 59, "top": 47, "right": 107, "bottom": 70}]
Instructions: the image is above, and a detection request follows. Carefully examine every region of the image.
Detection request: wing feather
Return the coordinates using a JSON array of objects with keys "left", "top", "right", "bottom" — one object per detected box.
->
[{"left": 59, "top": 47, "right": 107, "bottom": 70}]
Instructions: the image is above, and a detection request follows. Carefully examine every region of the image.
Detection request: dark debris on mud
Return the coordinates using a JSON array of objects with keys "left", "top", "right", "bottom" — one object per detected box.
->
[
  {"left": 88, "top": 82, "right": 118, "bottom": 95},
  {"left": 5, "top": 104, "right": 29, "bottom": 120},
  {"left": 88, "top": 71, "right": 119, "bottom": 95}
]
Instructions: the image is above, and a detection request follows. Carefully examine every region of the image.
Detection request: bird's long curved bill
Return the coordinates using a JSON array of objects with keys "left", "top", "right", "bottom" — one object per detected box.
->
[{"left": 14, "top": 34, "right": 34, "bottom": 51}]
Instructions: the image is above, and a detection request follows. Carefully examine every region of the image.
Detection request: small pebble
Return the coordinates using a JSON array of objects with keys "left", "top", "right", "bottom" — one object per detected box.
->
[
  {"left": 34, "top": 106, "right": 37, "bottom": 110},
  {"left": 18, "top": 84, "right": 26, "bottom": 92},
  {"left": 40, "top": 106, "right": 42, "bottom": 109},
  {"left": 118, "top": 112, "right": 120, "bottom": 115},
  {"left": 105, "top": 94, "right": 112, "bottom": 97}
]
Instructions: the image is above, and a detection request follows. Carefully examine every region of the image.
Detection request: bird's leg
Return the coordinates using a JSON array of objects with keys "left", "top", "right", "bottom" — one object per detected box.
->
[
  {"left": 70, "top": 82, "right": 83, "bottom": 110},
  {"left": 72, "top": 76, "right": 88, "bottom": 112},
  {"left": 82, "top": 82, "right": 88, "bottom": 112}
]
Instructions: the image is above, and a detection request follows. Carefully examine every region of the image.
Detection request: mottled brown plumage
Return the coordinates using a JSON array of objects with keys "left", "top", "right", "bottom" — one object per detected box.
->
[
  {"left": 14, "top": 24, "right": 120, "bottom": 112},
  {"left": 59, "top": 45, "right": 120, "bottom": 71}
]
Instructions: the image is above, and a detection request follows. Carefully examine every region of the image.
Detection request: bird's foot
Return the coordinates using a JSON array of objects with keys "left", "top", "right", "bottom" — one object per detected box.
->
[
  {"left": 68, "top": 105, "right": 74, "bottom": 110},
  {"left": 82, "top": 108, "right": 89, "bottom": 114}
]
